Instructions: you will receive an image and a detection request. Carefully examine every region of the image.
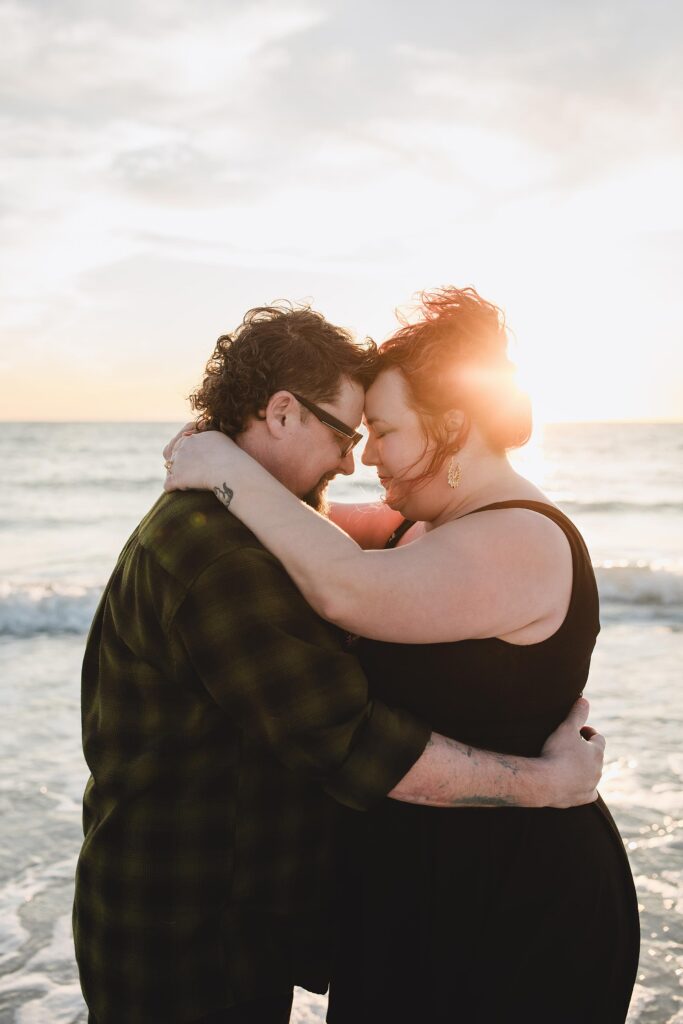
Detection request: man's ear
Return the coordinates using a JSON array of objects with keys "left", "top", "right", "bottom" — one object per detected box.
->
[{"left": 263, "top": 391, "right": 301, "bottom": 439}]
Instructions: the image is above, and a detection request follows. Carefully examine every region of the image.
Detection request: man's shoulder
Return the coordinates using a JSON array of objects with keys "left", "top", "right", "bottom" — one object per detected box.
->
[
  {"left": 138, "top": 494, "right": 337, "bottom": 639},
  {"left": 138, "top": 491, "right": 268, "bottom": 586}
]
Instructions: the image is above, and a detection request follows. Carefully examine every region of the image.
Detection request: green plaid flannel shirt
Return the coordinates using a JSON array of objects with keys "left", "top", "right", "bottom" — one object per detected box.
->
[{"left": 73, "top": 491, "right": 429, "bottom": 1023}]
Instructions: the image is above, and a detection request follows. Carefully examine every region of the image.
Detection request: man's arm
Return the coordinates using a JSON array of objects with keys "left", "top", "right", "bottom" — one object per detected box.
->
[
  {"left": 172, "top": 542, "right": 430, "bottom": 811},
  {"left": 390, "top": 698, "right": 604, "bottom": 809},
  {"left": 174, "top": 543, "right": 603, "bottom": 811}
]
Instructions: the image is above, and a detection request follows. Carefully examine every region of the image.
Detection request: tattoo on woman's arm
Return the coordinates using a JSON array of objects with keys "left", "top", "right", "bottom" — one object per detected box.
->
[{"left": 213, "top": 483, "right": 234, "bottom": 510}]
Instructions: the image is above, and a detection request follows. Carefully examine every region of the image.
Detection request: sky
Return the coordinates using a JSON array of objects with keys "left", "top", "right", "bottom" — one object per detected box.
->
[{"left": 1, "top": 0, "right": 682, "bottom": 423}]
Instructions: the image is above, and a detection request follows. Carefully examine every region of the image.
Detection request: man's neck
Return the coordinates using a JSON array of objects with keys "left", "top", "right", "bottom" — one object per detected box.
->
[{"left": 235, "top": 424, "right": 285, "bottom": 488}]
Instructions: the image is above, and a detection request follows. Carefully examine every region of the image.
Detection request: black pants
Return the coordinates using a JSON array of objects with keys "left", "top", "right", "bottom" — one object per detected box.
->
[{"left": 89, "top": 991, "right": 293, "bottom": 1024}]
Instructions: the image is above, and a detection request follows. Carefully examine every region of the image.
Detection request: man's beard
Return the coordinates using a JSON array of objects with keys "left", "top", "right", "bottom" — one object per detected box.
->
[{"left": 303, "top": 476, "right": 332, "bottom": 516}]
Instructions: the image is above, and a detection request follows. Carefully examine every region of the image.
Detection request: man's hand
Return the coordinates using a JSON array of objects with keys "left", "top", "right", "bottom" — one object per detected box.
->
[{"left": 536, "top": 698, "right": 605, "bottom": 808}]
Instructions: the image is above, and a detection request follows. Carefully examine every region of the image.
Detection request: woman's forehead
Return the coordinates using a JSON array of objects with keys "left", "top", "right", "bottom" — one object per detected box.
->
[{"left": 364, "top": 368, "right": 409, "bottom": 419}]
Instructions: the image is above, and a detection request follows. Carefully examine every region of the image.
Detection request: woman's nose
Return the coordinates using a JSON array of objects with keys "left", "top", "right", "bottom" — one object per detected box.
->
[{"left": 339, "top": 449, "right": 355, "bottom": 476}]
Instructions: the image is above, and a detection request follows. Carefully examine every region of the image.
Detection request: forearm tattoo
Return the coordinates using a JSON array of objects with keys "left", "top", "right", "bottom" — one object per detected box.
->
[
  {"left": 449, "top": 795, "right": 518, "bottom": 807},
  {"left": 419, "top": 737, "right": 520, "bottom": 807},
  {"left": 492, "top": 752, "right": 521, "bottom": 777},
  {"left": 404, "top": 791, "right": 518, "bottom": 808},
  {"left": 213, "top": 482, "right": 234, "bottom": 510}
]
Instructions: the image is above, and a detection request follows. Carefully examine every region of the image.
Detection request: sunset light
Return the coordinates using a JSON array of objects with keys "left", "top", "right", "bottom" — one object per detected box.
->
[{"left": 1, "top": 2, "right": 681, "bottom": 423}]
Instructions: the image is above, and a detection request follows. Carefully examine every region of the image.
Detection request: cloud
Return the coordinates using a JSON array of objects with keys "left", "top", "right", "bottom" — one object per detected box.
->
[
  {"left": 0, "top": 0, "right": 326, "bottom": 205},
  {"left": 1, "top": 0, "right": 682, "bottom": 421},
  {"left": 4, "top": 0, "right": 681, "bottom": 233},
  {"left": 0, "top": 1, "right": 322, "bottom": 111},
  {"left": 0, "top": 0, "right": 330, "bottom": 329},
  {"left": 297, "top": 1, "right": 683, "bottom": 200}
]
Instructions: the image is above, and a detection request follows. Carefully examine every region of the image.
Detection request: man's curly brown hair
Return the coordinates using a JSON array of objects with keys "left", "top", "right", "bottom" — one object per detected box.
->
[{"left": 190, "top": 302, "right": 378, "bottom": 436}]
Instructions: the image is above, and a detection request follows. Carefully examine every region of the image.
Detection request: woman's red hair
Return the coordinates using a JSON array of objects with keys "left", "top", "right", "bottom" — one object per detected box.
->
[{"left": 377, "top": 286, "right": 531, "bottom": 489}]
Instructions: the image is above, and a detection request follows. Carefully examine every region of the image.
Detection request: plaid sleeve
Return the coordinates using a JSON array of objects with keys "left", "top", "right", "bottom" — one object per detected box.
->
[{"left": 172, "top": 544, "right": 430, "bottom": 811}]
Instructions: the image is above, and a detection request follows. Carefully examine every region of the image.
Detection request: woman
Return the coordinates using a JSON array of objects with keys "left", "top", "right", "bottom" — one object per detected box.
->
[{"left": 164, "top": 288, "right": 639, "bottom": 1022}]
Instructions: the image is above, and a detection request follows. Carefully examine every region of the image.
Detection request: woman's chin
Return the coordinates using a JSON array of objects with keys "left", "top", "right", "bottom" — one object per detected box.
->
[{"left": 381, "top": 489, "right": 403, "bottom": 513}]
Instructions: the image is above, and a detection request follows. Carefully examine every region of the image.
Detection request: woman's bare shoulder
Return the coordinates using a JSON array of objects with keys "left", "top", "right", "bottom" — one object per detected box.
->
[
  {"left": 400, "top": 503, "right": 574, "bottom": 644},
  {"left": 438, "top": 501, "right": 571, "bottom": 562}
]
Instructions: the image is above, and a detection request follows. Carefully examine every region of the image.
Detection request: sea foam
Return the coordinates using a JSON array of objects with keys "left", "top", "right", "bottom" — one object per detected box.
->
[
  {"left": 595, "top": 563, "right": 683, "bottom": 607},
  {"left": 0, "top": 582, "right": 101, "bottom": 637},
  {"left": 1, "top": 562, "right": 682, "bottom": 637}
]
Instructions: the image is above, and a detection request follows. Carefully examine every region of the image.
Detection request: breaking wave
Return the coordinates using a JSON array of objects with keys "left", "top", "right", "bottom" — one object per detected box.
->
[
  {"left": 595, "top": 563, "right": 683, "bottom": 608},
  {"left": 2, "top": 563, "right": 683, "bottom": 637},
  {"left": 0, "top": 582, "right": 102, "bottom": 637}
]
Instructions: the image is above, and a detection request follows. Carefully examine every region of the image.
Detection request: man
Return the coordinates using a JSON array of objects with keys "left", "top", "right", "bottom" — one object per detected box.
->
[{"left": 73, "top": 303, "right": 603, "bottom": 1024}]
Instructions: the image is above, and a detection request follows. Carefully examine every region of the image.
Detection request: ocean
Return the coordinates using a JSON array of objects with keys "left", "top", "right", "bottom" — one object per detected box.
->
[{"left": 0, "top": 421, "right": 681, "bottom": 1023}]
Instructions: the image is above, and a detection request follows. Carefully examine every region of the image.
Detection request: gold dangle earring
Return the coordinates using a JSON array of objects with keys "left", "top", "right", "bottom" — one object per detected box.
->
[{"left": 447, "top": 453, "right": 462, "bottom": 489}]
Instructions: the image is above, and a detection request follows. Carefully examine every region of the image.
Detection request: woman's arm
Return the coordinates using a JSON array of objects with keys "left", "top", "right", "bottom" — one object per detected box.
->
[
  {"left": 165, "top": 432, "right": 570, "bottom": 644},
  {"left": 329, "top": 501, "right": 405, "bottom": 549}
]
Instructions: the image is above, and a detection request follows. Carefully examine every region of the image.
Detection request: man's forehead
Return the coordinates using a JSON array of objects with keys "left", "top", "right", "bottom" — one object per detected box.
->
[{"left": 330, "top": 377, "right": 365, "bottom": 425}]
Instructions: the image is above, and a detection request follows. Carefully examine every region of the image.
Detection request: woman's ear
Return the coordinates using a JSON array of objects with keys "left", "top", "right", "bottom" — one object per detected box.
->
[
  {"left": 263, "top": 391, "right": 301, "bottom": 439},
  {"left": 444, "top": 409, "right": 466, "bottom": 442}
]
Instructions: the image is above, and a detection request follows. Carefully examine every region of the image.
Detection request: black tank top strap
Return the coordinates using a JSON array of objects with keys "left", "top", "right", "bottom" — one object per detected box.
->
[
  {"left": 459, "top": 499, "right": 565, "bottom": 519},
  {"left": 384, "top": 518, "right": 415, "bottom": 549},
  {"left": 458, "top": 500, "right": 583, "bottom": 545}
]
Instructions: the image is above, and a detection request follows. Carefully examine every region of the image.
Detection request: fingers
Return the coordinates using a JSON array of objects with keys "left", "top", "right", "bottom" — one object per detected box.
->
[
  {"left": 564, "top": 696, "right": 590, "bottom": 729},
  {"left": 163, "top": 433, "right": 191, "bottom": 492},
  {"left": 162, "top": 422, "right": 197, "bottom": 461},
  {"left": 583, "top": 728, "right": 606, "bottom": 754},
  {"left": 571, "top": 699, "right": 605, "bottom": 752},
  {"left": 163, "top": 429, "right": 185, "bottom": 462}
]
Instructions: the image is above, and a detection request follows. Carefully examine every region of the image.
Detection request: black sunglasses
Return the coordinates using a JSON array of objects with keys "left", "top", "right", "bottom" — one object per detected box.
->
[{"left": 291, "top": 392, "right": 363, "bottom": 458}]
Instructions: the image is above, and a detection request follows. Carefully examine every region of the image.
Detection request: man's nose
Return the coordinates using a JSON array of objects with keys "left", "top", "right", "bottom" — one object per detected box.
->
[{"left": 339, "top": 449, "right": 355, "bottom": 476}]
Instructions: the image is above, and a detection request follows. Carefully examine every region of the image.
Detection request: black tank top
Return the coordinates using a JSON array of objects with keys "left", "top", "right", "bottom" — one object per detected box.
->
[{"left": 357, "top": 500, "right": 600, "bottom": 757}]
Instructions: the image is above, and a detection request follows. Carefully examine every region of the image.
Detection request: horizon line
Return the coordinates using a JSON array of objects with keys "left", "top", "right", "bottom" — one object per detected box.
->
[{"left": 1, "top": 417, "right": 681, "bottom": 426}]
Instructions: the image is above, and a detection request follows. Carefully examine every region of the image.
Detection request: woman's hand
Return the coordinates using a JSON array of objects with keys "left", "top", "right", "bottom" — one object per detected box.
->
[
  {"left": 164, "top": 429, "right": 238, "bottom": 493},
  {"left": 162, "top": 421, "right": 196, "bottom": 463}
]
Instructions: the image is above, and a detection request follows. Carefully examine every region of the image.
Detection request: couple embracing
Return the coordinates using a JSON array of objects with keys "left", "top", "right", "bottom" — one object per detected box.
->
[{"left": 73, "top": 288, "right": 639, "bottom": 1023}]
